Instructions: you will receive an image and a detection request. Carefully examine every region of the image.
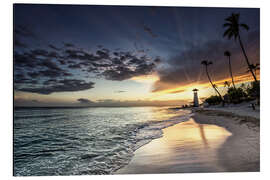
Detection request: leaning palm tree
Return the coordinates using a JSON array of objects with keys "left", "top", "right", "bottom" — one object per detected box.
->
[
  {"left": 224, "top": 50, "right": 236, "bottom": 89},
  {"left": 247, "top": 63, "right": 260, "bottom": 79},
  {"left": 223, "top": 13, "right": 257, "bottom": 82},
  {"left": 201, "top": 60, "right": 223, "bottom": 100}
]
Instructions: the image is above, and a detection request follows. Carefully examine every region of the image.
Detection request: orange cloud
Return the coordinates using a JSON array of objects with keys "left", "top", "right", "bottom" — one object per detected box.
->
[{"left": 152, "top": 72, "right": 259, "bottom": 96}]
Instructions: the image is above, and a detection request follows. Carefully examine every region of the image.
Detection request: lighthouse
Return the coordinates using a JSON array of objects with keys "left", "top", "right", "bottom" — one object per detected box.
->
[{"left": 193, "top": 88, "right": 199, "bottom": 107}]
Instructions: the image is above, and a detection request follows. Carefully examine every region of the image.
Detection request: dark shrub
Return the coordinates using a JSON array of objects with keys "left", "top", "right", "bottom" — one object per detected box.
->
[
  {"left": 227, "top": 87, "right": 247, "bottom": 103},
  {"left": 246, "top": 81, "right": 260, "bottom": 104},
  {"left": 204, "top": 95, "right": 222, "bottom": 105},
  {"left": 246, "top": 81, "right": 260, "bottom": 98}
]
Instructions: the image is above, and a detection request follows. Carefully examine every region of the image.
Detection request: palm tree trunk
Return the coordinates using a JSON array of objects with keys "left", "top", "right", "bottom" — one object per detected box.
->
[
  {"left": 255, "top": 69, "right": 257, "bottom": 78},
  {"left": 205, "top": 66, "right": 223, "bottom": 100},
  {"left": 238, "top": 35, "right": 257, "bottom": 82},
  {"left": 228, "top": 56, "right": 236, "bottom": 89}
]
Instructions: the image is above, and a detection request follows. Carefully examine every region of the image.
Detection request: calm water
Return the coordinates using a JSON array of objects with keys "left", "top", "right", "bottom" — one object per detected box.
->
[{"left": 14, "top": 107, "right": 191, "bottom": 176}]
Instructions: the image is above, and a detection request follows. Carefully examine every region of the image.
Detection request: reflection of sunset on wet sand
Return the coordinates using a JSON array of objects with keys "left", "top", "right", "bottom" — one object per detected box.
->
[{"left": 116, "top": 118, "right": 232, "bottom": 174}]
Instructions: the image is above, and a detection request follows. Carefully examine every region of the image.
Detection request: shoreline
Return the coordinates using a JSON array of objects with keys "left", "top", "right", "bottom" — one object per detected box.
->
[
  {"left": 192, "top": 109, "right": 260, "bottom": 172},
  {"left": 115, "top": 108, "right": 260, "bottom": 174}
]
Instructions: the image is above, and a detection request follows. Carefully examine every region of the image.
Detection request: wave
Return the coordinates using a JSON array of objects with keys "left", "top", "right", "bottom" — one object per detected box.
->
[
  {"left": 14, "top": 108, "right": 192, "bottom": 176},
  {"left": 102, "top": 110, "right": 193, "bottom": 174}
]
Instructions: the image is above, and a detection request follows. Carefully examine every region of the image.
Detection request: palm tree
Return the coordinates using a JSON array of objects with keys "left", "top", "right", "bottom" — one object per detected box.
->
[
  {"left": 224, "top": 81, "right": 231, "bottom": 89},
  {"left": 201, "top": 60, "right": 223, "bottom": 100},
  {"left": 223, "top": 13, "right": 257, "bottom": 82},
  {"left": 247, "top": 63, "right": 260, "bottom": 79},
  {"left": 224, "top": 50, "right": 236, "bottom": 89}
]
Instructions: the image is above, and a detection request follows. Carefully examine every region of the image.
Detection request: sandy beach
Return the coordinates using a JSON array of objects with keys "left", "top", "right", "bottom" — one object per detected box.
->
[{"left": 115, "top": 107, "right": 260, "bottom": 174}]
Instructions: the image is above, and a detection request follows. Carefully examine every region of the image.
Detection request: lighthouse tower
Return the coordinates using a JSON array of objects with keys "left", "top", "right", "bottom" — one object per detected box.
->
[{"left": 193, "top": 88, "right": 199, "bottom": 107}]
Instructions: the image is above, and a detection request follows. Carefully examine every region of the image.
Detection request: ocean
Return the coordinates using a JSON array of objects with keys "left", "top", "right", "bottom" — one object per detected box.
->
[{"left": 14, "top": 107, "right": 191, "bottom": 176}]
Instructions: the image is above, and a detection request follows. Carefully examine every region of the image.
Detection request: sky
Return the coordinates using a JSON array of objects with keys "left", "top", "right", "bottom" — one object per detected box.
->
[{"left": 13, "top": 4, "right": 260, "bottom": 107}]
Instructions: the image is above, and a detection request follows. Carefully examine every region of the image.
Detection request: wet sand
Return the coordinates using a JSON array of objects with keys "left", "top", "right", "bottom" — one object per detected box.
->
[
  {"left": 193, "top": 110, "right": 260, "bottom": 172},
  {"left": 115, "top": 111, "right": 259, "bottom": 174}
]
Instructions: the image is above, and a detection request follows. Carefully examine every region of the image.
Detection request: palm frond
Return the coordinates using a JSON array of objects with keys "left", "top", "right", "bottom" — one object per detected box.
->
[
  {"left": 201, "top": 60, "right": 207, "bottom": 65},
  {"left": 228, "top": 31, "right": 234, "bottom": 40},
  {"left": 223, "top": 28, "right": 232, "bottom": 38},
  {"left": 225, "top": 16, "right": 233, "bottom": 22},
  {"left": 240, "top": 23, "right": 249, "bottom": 31},
  {"left": 223, "top": 23, "right": 232, "bottom": 27}
]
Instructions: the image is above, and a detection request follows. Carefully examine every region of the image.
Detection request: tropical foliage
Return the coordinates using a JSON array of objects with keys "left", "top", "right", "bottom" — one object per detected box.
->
[
  {"left": 202, "top": 13, "right": 260, "bottom": 107},
  {"left": 223, "top": 13, "right": 257, "bottom": 82},
  {"left": 204, "top": 95, "right": 222, "bottom": 105}
]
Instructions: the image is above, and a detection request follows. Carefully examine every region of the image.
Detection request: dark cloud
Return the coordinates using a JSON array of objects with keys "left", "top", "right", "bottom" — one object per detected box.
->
[
  {"left": 14, "top": 52, "right": 36, "bottom": 68},
  {"left": 14, "top": 22, "right": 160, "bottom": 95},
  {"left": 14, "top": 25, "right": 37, "bottom": 49},
  {"left": 152, "top": 31, "right": 259, "bottom": 92},
  {"left": 14, "top": 25, "right": 36, "bottom": 38},
  {"left": 48, "top": 44, "right": 61, "bottom": 51},
  {"left": 14, "top": 41, "right": 160, "bottom": 94},
  {"left": 17, "top": 79, "right": 95, "bottom": 95},
  {"left": 14, "top": 39, "right": 27, "bottom": 48},
  {"left": 40, "top": 59, "right": 62, "bottom": 71},
  {"left": 114, "top": 90, "right": 126, "bottom": 93},
  {"left": 77, "top": 98, "right": 94, "bottom": 104},
  {"left": 142, "top": 23, "right": 158, "bottom": 38},
  {"left": 64, "top": 42, "right": 75, "bottom": 47}
]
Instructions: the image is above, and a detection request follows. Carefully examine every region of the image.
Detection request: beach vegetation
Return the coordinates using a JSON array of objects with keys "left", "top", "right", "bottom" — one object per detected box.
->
[
  {"left": 226, "top": 87, "right": 247, "bottom": 104},
  {"left": 204, "top": 95, "right": 223, "bottom": 105},
  {"left": 202, "top": 12, "right": 260, "bottom": 107},
  {"left": 246, "top": 81, "right": 260, "bottom": 100},
  {"left": 223, "top": 13, "right": 257, "bottom": 82},
  {"left": 247, "top": 63, "right": 260, "bottom": 79}
]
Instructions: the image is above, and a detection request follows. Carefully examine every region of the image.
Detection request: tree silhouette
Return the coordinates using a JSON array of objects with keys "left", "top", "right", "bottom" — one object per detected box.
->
[
  {"left": 201, "top": 60, "right": 223, "bottom": 101},
  {"left": 223, "top": 13, "right": 257, "bottom": 82},
  {"left": 224, "top": 81, "right": 231, "bottom": 89},
  {"left": 224, "top": 50, "right": 236, "bottom": 89},
  {"left": 247, "top": 63, "right": 260, "bottom": 79}
]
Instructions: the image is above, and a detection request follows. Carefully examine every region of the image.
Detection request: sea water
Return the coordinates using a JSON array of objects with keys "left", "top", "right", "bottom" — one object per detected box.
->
[{"left": 14, "top": 107, "right": 191, "bottom": 176}]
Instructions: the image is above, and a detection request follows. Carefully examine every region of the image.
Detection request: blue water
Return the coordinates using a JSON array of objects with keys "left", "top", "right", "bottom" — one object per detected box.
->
[{"left": 14, "top": 107, "right": 191, "bottom": 176}]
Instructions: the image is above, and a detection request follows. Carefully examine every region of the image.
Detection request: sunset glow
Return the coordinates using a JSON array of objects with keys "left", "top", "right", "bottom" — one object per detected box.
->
[{"left": 14, "top": 5, "right": 259, "bottom": 107}]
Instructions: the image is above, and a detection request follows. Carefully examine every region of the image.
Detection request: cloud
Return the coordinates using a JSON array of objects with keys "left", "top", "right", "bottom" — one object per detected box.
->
[
  {"left": 93, "top": 99, "right": 188, "bottom": 107},
  {"left": 64, "top": 42, "right": 75, "bottom": 47},
  {"left": 17, "top": 79, "right": 95, "bottom": 95},
  {"left": 14, "top": 40, "right": 160, "bottom": 94},
  {"left": 142, "top": 23, "right": 158, "bottom": 38},
  {"left": 77, "top": 98, "right": 94, "bottom": 104},
  {"left": 48, "top": 44, "right": 61, "bottom": 51},
  {"left": 152, "top": 31, "right": 259, "bottom": 93},
  {"left": 14, "top": 39, "right": 27, "bottom": 48},
  {"left": 14, "top": 25, "right": 36, "bottom": 38},
  {"left": 14, "top": 25, "right": 37, "bottom": 49},
  {"left": 14, "top": 24, "right": 160, "bottom": 95},
  {"left": 114, "top": 90, "right": 126, "bottom": 93}
]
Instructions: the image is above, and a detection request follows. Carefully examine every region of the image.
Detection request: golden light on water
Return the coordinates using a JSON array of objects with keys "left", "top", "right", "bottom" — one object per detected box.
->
[
  {"left": 163, "top": 119, "right": 232, "bottom": 147},
  {"left": 118, "top": 118, "right": 232, "bottom": 173}
]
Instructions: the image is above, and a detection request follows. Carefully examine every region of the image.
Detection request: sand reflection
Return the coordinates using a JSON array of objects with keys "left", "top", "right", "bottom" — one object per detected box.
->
[{"left": 116, "top": 118, "right": 232, "bottom": 174}]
